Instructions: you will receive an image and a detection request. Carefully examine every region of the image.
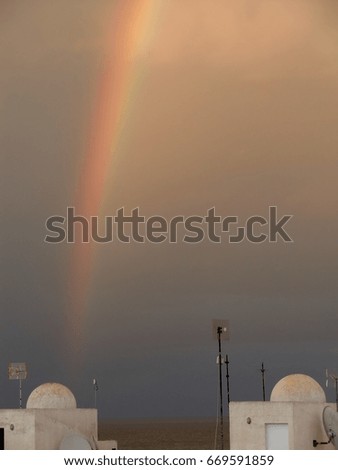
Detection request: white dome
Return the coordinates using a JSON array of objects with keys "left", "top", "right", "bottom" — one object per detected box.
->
[
  {"left": 270, "top": 374, "right": 326, "bottom": 403},
  {"left": 26, "top": 383, "right": 77, "bottom": 409}
]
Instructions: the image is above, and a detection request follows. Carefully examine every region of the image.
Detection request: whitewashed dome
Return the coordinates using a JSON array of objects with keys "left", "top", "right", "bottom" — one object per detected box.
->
[
  {"left": 26, "top": 383, "right": 77, "bottom": 409},
  {"left": 270, "top": 374, "right": 325, "bottom": 403}
]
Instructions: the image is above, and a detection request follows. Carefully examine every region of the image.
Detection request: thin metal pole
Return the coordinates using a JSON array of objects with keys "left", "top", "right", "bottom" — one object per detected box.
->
[
  {"left": 19, "top": 379, "right": 22, "bottom": 409},
  {"left": 225, "top": 354, "right": 230, "bottom": 407},
  {"left": 335, "top": 378, "right": 338, "bottom": 412},
  {"left": 261, "top": 362, "right": 266, "bottom": 401},
  {"left": 93, "top": 379, "right": 98, "bottom": 409},
  {"left": 217, "top": 327, "right": 224, "bottom": 450}
]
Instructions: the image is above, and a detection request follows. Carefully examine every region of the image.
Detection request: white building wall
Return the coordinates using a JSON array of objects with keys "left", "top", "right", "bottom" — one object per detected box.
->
[
  {"left": 0, "top": 382, "right": 118, "bottom": 450},
  {"left": 230, "top": 402, "right": 294, "bottom": 450},
  {"left": 229, "top": 401, "right": 335, "bottom": 450},
  {"left": 293, "top": 403, "right": 335, "bottom": 450},
  {"left": 0, "top": 410, "right": 35, "bottom": 450},
  {"left": 0, "top": 408, "right": 117, "bottom": 450}
]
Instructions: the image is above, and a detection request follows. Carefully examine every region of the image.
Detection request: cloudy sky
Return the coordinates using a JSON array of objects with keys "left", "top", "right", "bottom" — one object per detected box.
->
[{"left": 1, "top": 0, "right": 338, "bottom": 419}]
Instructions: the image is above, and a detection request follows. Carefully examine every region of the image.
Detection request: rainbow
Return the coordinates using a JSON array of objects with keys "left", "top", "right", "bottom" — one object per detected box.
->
[{"left": 67, "top": 0, "right": 160, "bottom": 353}]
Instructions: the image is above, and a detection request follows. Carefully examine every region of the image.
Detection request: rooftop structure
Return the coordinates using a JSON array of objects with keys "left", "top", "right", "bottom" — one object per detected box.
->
[
  {"left": 230, "top": 374, "right": 336, "bottom": 450},
  {"left": 0, "top": 382, "right": 117, "bottom": 450}
]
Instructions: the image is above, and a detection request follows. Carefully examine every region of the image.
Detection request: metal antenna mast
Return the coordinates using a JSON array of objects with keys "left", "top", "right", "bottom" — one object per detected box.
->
[
  {"left": 8, "top": 363, "right": 27, "bottom": 408},
  {"left": 261, "top": 362, "right": 266, "bottom": 401},
  {"left": 93, "top": 378, "right": 99, "bottom": 409},
  {"left": 212, "top": 319, "right": 230, "bottom": 450},
  {"left": 225, "top": 354, "right": 230, "bottom": 407},
  {"left": 217, "top": 326, "right": 225, "bottom": 449}
]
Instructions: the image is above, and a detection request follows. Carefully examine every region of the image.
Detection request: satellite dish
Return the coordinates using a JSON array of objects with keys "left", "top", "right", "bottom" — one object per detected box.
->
[
  {"left": 59, "top": 434, "right": 92, "bottom": 450},
  {"left": 323, "top": 406, "right": 338, "bottom": 449}
]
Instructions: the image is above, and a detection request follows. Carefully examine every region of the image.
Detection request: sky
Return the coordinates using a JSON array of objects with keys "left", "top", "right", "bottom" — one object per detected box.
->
[{"left": 1, "top": 0, "right": 338, "bottom": 420}]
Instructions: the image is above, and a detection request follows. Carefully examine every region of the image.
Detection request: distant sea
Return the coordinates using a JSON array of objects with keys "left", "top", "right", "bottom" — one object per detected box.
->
[{"left": 99, "top": 418, "right": 230, "bottom": 450}]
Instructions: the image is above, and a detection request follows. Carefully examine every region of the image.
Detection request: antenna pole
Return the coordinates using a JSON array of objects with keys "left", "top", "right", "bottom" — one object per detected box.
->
[
  {"left": 225, "top": 354, "right": 230, "bottom": 407},
  {"left": 217, "top": 327, "right": 224, "bottom": 450},
  {"left": 8, "top": 363, "right": 27, "bottom": 408},
  {"left": 19, "top": 378, "right": 22, "bottom": 409},
  {"left": 93, "top": 379, "right": 98, "bottom": 409},
  {"left": 261, "top": 362, "right": 266, "bottom": 401}
]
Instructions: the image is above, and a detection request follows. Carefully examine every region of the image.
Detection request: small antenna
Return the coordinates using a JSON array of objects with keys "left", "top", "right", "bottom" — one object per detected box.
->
[
  {"left": 261, "top": 362, "right": 266, "bottom": 401},
  {"left": 93, "top": 378, "right": 99, "bottom": 409},
  {"left": 8, "top": 363, "right": 27, "bottom": 408}
]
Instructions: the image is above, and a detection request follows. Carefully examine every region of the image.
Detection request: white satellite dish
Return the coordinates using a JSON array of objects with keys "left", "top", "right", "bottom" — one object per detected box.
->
[
  {"left": 59, "top": 434, "right": 92, "bottom": 450},
  {"left": 323, "top": 406, "right": 338, "bottom": 449}
]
